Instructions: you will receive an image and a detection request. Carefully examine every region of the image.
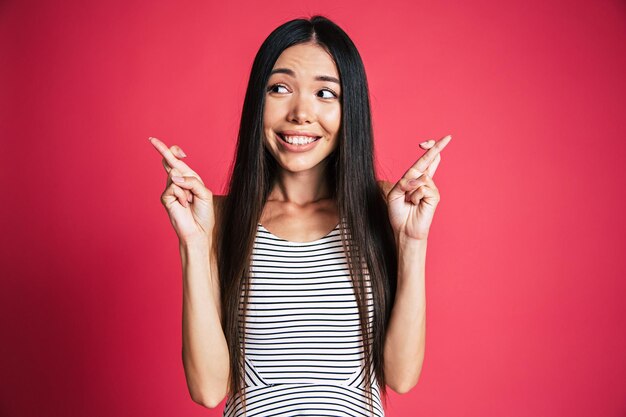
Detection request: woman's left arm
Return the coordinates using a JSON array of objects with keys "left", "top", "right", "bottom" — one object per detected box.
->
[
  {"left": 383, "top": 233, "right": 428, "bottom": 394},
  {"left": 379, "top": 134, "right": 452, "bottom": 394}
]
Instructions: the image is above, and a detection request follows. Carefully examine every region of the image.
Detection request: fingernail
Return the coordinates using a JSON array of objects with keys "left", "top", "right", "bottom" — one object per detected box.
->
[
  {"left": 172, "top": 176, "right": 184, "bottom": 183},
  {"left": 420, "top": 141, "right": 428, "bottom": 145},
  {"left": 178, "top": 149, "right": 187, "bottom": 157}
]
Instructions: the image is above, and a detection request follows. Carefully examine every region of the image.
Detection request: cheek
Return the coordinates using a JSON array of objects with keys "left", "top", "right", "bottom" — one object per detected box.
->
[
  {"left": 322, "top": 105, "right": 342, "bottom": 134},
  {"left": 263, "top": 97, "right": 288, "bottom": 126},
  {"left": 263, "top": 102, "right": 273, "bottom": 130}
]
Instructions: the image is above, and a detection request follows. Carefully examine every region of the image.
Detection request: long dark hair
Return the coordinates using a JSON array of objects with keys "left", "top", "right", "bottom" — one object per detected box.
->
[{"left": 217, "top": 15, "right": 398, "bottom": 415}]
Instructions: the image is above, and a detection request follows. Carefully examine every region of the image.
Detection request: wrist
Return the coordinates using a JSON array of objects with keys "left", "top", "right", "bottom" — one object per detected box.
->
[
  {"left": 179, "top": 238, "right": 211, "bottom": 255},
  {"left": 395, "top": 233, "right": 428, "bottom": 250}
]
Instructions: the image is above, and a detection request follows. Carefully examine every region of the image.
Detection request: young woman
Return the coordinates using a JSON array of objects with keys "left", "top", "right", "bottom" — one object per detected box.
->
[{"left": 149, "top": 15, "right": 451, "bottom": 417}]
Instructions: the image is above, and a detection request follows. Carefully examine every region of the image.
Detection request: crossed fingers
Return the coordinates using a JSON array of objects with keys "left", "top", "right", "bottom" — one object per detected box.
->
[
  {"left": 403, "top": 134, "right": 452, "bottom": 180},
  {"left": 148, "top": 137, "right": 204, "bottom": 186}
]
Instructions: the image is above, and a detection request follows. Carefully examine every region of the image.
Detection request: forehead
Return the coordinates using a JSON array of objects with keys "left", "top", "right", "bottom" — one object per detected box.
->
[{"left": 272, "top": 43, "right": 339, "bottom": 78}]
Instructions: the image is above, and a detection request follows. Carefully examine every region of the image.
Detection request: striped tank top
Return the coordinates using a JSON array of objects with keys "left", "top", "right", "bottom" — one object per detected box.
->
[{"left": 223, "top": 221, "right": 385, "bottom": 417}]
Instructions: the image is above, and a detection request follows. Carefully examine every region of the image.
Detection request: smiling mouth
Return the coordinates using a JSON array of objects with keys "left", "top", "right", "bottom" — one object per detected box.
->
[{"left": 277, "top": 133, "right": 322, "bottom": 145}]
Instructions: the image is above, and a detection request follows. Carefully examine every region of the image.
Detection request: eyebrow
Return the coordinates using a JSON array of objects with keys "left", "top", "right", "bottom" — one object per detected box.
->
[{"left": 270, "top": 68, "right": 340, "bottom": 84}]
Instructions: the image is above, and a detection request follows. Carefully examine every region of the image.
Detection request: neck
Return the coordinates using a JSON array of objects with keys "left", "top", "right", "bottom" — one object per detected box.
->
[{"left": 269, "top": 164, "right": 333, "bottom": 206}]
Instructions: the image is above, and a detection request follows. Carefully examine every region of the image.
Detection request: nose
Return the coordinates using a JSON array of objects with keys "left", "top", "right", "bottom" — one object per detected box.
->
[{"left": 288, "top": 92, "right": 316, "bottom": 124}]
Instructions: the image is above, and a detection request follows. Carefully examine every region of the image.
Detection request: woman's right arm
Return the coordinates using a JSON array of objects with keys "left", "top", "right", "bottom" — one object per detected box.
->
[
  {"left": 148, "top": 137, "right": 229, "bottom": 408},
  {"left": 180, "top": 198, "right": 229, "bottom": 408}
]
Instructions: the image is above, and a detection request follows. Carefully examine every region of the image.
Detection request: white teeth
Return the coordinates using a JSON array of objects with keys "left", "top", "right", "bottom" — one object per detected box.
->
[{"left": 282, "top": 135, "right": 318, "bottom": 145}]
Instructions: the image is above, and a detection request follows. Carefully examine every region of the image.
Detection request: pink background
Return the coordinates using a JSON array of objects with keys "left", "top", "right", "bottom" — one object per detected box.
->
[{"left": 1, "top": 0, "right": 625, "bottom": 416}]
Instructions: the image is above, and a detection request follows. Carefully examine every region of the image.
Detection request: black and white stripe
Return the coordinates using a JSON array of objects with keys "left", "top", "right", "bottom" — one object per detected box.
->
[{"left": 223, "top": 223, "right": 384, "bottom": 417}]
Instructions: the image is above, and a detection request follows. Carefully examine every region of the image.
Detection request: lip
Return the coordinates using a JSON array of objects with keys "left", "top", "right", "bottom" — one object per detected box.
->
[
  {"left": 280, "top": 130, "right": 321, "bottom": 138},
  {"left": 275, "top": 132, "right": 321, "bottom": 153}
]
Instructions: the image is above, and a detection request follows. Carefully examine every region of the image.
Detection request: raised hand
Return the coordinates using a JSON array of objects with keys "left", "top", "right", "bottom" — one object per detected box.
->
[
  {"left": 386, "top": 134, "right": 452, "bottom": 242},
  {"left": 148, "top": 137, "right": 215, "bottom": 245}
]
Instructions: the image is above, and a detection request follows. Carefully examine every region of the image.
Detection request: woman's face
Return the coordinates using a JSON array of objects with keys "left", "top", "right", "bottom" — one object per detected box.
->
[{"left": 263, "top": 42, "right": 341, "bottom": 174}]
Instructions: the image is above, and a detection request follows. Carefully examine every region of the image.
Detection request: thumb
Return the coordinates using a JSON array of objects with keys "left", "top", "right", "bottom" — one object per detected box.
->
[
  {"left": 171, "top": 175, "right": 212, "bottom": 201},
  {"left": 387, "top": 176, "right": 421, "bottom": 202}
]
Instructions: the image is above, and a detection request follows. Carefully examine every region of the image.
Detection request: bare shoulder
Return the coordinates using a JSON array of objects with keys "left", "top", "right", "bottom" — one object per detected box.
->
[{"left": 377, "top": 179, "right": 394, "bottom": 199}]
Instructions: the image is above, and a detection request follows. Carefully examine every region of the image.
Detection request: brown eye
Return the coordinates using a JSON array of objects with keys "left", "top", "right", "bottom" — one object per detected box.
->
[
  {"left": 268, "top": 84, "right": 289, "bottom": 94},
  {"left": 317, "top": 88, "right": 337, "bottom": 99}
]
